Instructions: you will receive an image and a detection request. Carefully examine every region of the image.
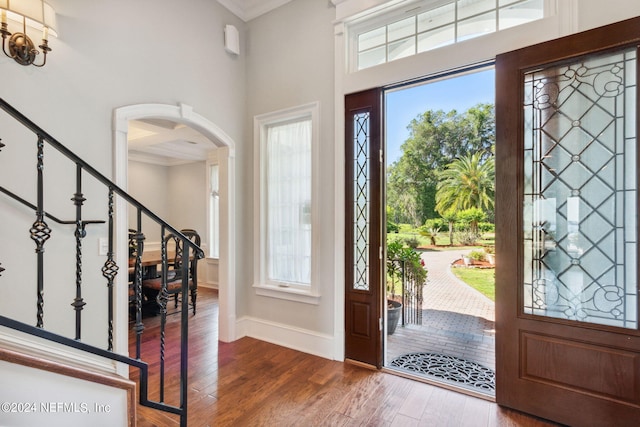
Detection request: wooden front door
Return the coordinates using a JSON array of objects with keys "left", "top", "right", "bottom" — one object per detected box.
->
[
  {"left": 345, "top": 88, "right": 383, "bottom": 368},
  {"left": 495, "top": 17, "right": 640, "bottom": 426}
]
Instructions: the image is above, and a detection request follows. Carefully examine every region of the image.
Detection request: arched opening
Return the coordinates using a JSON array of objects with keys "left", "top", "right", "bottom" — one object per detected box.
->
[{"left": 112, "top": 103, "right": 236, "bottom": 364}]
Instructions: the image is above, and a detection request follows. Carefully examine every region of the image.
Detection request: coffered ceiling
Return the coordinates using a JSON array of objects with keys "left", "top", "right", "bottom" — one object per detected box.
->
[{"left": 127, "top": 119, "right": 215, "bottom": 166}]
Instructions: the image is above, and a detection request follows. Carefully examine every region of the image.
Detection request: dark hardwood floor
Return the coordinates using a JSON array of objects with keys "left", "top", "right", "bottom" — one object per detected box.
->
[{"left": 129, "top": 288, "right": 560, "bottom": 426}]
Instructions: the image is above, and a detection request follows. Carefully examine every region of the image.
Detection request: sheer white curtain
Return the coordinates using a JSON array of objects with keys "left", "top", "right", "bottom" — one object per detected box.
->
[{"left": 266, "top": 118, "right": 312, "bottom": 285}]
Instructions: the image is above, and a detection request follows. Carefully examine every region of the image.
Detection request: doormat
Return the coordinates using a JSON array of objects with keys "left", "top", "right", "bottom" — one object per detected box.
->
[{"left": 389, "top": 352, "right": 495, "bottom": 392}]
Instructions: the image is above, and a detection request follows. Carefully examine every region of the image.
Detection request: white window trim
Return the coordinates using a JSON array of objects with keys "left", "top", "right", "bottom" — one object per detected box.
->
[
  {"left": 206, "top": 152, "right": 220, "bottom": 259},
  {"left": 345, "top": 0, "right": 555, "bottom": 73},
  {"left": 253, "top": 102, "right": 321, "bottom": 304}
]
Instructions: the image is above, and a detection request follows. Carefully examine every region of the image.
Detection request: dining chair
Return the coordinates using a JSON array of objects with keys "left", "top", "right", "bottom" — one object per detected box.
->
[
  {"left": 128, "top": 228, "right": 139, "bottom": 306},
  {"left": 142, "top": 229, "right": 200, "bottom": 315}
]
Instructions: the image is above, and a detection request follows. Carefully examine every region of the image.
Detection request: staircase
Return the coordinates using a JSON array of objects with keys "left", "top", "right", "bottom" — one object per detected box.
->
[{"left": 0, "top": 98, "right": 202, "bottom": 426}]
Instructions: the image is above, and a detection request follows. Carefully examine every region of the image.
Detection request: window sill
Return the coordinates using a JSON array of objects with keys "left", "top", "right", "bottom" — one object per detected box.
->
[{"left": 253, "top": 283, "right": 320, "bottom": 305}]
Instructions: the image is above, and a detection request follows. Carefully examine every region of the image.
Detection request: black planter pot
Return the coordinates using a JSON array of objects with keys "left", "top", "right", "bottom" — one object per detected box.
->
[{"left": 387, "top": 299, "right": 402, "bottom": 335}]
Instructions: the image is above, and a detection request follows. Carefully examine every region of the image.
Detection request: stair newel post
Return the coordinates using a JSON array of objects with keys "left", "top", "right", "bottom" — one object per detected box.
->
[
  {"left": 134, "top": 209, "right": 145, "bottom": 359},
  {"left": 101, "top": 188, "right": 119, "bottom": 351},
  {"left": 30, "top": 135, "right": 51, "bottom": 328},
  {"left": 71, "top": 164, "right": 87, "bottom": 340}
]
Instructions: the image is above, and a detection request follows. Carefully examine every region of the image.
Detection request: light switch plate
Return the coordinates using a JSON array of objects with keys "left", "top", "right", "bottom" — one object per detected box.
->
[{"left": 99, "top": 238, "right": 108, "bottom": 256}]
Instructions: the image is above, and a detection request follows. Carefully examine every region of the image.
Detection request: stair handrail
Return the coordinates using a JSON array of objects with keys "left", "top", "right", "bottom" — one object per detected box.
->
[
  {"left": 0, "top": 97, "right": 201, "bottom": 427},
  {"left": 0, "top": 97, "right": 204, "bottom": 258}
]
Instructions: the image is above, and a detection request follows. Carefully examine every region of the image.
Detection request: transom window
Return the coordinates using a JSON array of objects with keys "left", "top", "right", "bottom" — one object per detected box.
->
[{"left": 352, "top": 0, "right": 544, "bottom": 71}]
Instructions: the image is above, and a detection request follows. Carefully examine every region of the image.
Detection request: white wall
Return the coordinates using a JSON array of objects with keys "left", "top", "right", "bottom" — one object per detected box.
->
[
  {"left": 127, "top": 160, "right": 207, "bottom": 244},
  {"left": 127, "top": 160, "right": 170, "bottom": 243},
  {"left": 240, "top": 0, "right": 337, "bottom": 356},
  {"left": 167, "top": 161, "right": 207, "bottom": 235}
]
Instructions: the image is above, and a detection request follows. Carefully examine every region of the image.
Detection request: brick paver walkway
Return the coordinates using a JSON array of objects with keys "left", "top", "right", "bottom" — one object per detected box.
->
[{"left": 386, "top": 249, "right": 496, "bottom": 371}]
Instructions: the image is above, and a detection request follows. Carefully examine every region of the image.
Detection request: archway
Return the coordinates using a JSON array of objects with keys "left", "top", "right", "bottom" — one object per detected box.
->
[{"left": 112, "top": 103, "right": 236, "bottom": 363}]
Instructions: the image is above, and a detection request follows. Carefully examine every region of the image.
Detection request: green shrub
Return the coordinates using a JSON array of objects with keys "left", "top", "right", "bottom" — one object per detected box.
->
[
  {"left": 425, "top": 218, "right": 448, "bottom": 232},
  {"left": 478, "top": 221, "right": 495, "bottom": 232},
  {"left": 387, "top": 234, "right": 403, "bottom": 245},
  {"left": 454, "top": 221, "right": 469, "bottom": 231},
  {"left": 469, "top": 249, "right": 486, "bottom": 261},
  {"left": 398, "top": 223, "right": 414, "bottom": 233},
  {"left": 404, "top": 236, "right": 420, "bottom": 248},
  {"left": 387, "top": 220, "right": 399, "bottom": 233},
  {"left": 386, "top": 241, "right": 427, "bottom": 298},
  {"left": 456, "top": 230, "right": 480, "bottom": 246}
]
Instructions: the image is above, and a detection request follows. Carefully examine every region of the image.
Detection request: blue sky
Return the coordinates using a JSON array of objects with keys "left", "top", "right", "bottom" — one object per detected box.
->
[{"left": 385, "top": 68, "right": 495, "bottom": 165}]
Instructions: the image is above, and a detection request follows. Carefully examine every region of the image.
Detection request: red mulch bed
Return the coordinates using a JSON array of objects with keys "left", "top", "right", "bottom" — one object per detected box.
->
[{"left": 451, "top": 258, "right": 494, "bottom": 269}]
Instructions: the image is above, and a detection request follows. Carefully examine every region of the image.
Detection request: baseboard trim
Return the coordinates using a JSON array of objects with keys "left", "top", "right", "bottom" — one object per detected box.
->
[
  {"left": 0, "top": 328, "right": 117, "bottom": 374},
  {"left": 236, "top": 316, "right": 337, "bottom": 360}
]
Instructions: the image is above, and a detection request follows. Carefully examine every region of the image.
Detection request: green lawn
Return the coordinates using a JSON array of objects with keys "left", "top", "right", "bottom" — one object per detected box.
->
[
  {"left": 387, "top": 231, "right": 495, "bottom": 249},
  {"left": 450, "top": 267, "right": 495, "bottom": 301}
]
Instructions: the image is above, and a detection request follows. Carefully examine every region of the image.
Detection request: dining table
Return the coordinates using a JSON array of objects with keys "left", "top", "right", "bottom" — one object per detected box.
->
[{"left": 128, "top": 249, "right": 179, "bottom": 277}]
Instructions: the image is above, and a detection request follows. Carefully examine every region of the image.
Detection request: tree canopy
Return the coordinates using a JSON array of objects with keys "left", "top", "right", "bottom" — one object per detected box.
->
[
  {"left": 387, "top": 103, "right": 495, "bottom": 226},
  {"left": 435, "top": 152, "right": 495, "bottom": 217}
]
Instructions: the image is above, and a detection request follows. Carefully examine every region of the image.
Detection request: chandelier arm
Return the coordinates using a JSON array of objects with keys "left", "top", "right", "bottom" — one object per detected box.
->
[
  {"left": 32, "top": 51, "right": 47, "bottom": 67},
  {"left": 2, "top": 35, "right": 18, "bottom": 60}
]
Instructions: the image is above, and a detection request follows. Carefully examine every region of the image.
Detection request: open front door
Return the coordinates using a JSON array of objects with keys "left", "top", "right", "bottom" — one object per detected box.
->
[
  {"left": 345, "top": 89, "right": 383, "bottom": 368},
  {"left": 496, "top": 18, "right": 640, "bottom": 426}
]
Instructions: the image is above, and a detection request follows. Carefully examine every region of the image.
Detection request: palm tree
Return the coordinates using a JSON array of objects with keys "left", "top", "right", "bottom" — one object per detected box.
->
[{"left": 435, "top": 152, "right": 495, "bottom": 218}]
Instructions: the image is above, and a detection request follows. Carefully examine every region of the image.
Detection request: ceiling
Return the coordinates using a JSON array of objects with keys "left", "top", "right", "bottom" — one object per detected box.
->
[
  {"left": 127, "top": 119, "right": 215, "bottom": 166},
  {"left": 217, "top": 0, "right": 294, "bottom": 21}
]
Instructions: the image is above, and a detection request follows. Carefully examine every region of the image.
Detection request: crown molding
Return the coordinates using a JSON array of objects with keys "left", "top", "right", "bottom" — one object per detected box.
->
[{"left": 218, "top": 0, "right": 294, "bottom": 22}]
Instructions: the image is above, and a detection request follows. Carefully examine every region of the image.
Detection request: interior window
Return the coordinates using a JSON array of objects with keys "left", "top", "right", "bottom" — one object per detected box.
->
[{"left": 253, "top": 103, "right": 320, "bottom": 303}]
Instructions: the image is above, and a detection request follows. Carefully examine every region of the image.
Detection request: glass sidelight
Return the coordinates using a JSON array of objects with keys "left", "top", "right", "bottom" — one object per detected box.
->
[
  {"left": 523, "top": 48, "right": 638, "bottom": 329},
  {"left": 353, "top": 112, "right": 372, "bottom": 292}
]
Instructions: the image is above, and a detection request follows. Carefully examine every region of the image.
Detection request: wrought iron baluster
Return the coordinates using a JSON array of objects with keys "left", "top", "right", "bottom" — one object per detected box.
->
[
  {"left": 101, "top": 188, "right": 118, "bottom": 351},
  {"left": 400, "top": 260, "right": 406, "bottom": 326},
  {"left": 71, "top": 164, "right": 87, "bottom": 339},
  {"left": 179, "top": 239, "right": 190, "bottom": 427},
  {"left": 158, "top": 226, "right": 168, "bottom": 403},
  {"left": 134, "top": 209, "right": 145, "bottom": 360},
  {"left": 1, "top": 98, "right": 195, "bottom": 426},
  {"left": 30, "top": 136, "right": 51, "bottom": 328}
]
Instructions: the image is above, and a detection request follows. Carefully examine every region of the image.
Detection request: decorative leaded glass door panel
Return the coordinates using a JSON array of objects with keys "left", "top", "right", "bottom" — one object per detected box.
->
[
  {"left": 345, "top": 89, "right": 383, "bottom": 368},
  {"left": 523, "top": 48, "right": 637, "bottom": 329},
  {"left": 496, "top": 18, "right": 640, "bottom": 427}
]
